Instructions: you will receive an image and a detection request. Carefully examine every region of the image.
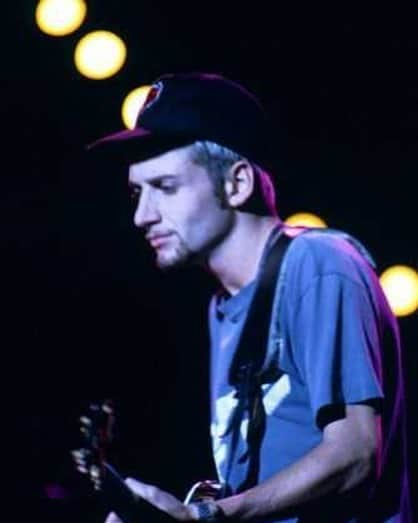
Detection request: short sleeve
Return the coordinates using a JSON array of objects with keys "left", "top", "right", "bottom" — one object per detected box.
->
[{"left": 291, "top": 273, "right": 384, "bottom": 430}]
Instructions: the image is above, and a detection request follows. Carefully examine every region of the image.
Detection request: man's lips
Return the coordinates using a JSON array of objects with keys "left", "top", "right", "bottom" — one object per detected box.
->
[{"left": 147, "top": 233, "right": 173, "bottom": 248}]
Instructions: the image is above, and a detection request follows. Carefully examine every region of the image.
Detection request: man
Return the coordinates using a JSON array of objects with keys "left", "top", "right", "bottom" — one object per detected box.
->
[{"left": 87, "top": 73, "right": 411, "bottom": 523}]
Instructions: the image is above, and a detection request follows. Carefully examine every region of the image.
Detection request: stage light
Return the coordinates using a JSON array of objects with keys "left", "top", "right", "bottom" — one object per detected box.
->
[
  {"left": 35, "top": 0, "right": 87, "bottom": 36},
  {"left": 121, "top": 86, "right": 153, "bottom": 129},
  {"left": 74, "top": 31, "right": 127, "bottom": 80},
  {"left": 284, "top": 212, "right": 327, "bottom": 228},
  {"left": 380, "top": 265, "right": 418, "bottom": 317}
]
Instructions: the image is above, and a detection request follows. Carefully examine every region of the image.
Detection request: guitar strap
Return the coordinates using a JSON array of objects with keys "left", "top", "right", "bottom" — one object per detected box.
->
[{"left": 222, "top": 226, "right": 293, "bottom": 496}]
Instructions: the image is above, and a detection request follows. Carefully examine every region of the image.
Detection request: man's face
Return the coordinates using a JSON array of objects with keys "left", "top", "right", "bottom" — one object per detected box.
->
[{"left": 128, "top": 145, "right": 233, "bottom": 270}]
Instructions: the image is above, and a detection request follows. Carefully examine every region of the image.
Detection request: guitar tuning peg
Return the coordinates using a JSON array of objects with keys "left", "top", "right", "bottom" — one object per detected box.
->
[
  {"left": 102, "top": 402, "right": 114, "bottom": 415},
  {"left": 71, "top": 449, "right": 91, "bottom": 475},
  {"left": 76, "top": 464, "right": 89, "bottom": 474},
  {"left": 89, "top": 465, "right": 100, "bottom": 478},
  {"left": 71, "top": 449, "right": 82, "bottom": 460},
  {"left": 72, "top": 448, "right": 89, "bottom": 461},
  {"left": 89, "top": 464, "right": 102, "bottom": 490},
  {"left": 80, "top": 416, "right": 92, "bottom": 426}
]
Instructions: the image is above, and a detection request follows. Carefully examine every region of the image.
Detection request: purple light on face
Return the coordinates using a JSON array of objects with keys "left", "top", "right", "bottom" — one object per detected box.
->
[{"left": 44, "top": 483, "right": 69, "bottom": 500}]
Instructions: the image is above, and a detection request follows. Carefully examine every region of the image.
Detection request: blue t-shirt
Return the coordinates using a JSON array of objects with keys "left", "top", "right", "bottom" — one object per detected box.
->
[{"left": 208, "top": 226, "right": 411, "bottom": 523}]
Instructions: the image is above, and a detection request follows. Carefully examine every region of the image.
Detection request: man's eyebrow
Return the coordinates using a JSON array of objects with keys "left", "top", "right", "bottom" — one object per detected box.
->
[{"left": 128, "top": 174, "right": 179, "bottom": 187}]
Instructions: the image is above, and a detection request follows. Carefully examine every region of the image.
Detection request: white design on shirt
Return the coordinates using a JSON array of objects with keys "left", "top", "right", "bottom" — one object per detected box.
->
[
  {"left": 262, "top": 374, "right": 291, "bottom": 415},
  {"left": 211, "top": 375, "right": 291, "bottom": 480}
]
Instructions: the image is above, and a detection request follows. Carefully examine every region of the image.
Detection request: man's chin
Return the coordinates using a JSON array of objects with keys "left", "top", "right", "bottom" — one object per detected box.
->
[
  {"left": 155, "top": 252, "right": 189, "bottom": 271},
  {"left": 155, "top": 246, "right": 202, "bottom": 272}
]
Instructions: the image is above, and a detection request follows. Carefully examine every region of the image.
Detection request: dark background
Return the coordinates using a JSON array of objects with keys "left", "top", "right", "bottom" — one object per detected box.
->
[{"left": 3, "top": 2, "right": 417, "bottom": 521}]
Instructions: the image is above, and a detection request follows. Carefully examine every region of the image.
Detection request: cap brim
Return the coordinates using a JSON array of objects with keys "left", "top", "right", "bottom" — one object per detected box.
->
[{"left": 87, "top": 126, "right": 195, "bottom": 165}]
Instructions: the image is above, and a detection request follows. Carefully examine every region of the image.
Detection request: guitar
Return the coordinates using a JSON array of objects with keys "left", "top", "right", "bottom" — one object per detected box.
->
[{"left": 72, "top": 399, "right": 223, "bottom": 523}]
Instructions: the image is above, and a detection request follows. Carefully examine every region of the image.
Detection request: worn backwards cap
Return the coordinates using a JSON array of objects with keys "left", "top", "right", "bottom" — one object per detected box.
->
[{"left": 88, "top": 72, "right": 277, "bottom": 172}]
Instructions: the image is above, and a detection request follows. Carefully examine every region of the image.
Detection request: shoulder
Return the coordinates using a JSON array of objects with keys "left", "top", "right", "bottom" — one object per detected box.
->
[{"left": 281, "top": 227, "right": 379, "bottom": 300}]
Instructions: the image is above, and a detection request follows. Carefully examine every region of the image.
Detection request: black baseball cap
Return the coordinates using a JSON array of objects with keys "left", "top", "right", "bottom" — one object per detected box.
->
[{"left": 88, "top": 72, "right": 277, "bottom": 172}]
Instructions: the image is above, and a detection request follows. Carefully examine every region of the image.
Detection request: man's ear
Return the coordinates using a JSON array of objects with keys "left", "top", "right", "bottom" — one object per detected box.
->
[{"left": 224, "top": 161, "right": 255, "bottom": 208}]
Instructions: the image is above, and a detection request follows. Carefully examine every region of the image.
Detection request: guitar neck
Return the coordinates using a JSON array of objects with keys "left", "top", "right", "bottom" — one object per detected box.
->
[{"left": 101, "top": 463, "right": 173, "bottom": 523}]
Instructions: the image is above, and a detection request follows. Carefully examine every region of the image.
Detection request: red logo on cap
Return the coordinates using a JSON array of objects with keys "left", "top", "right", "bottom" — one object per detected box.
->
[{"left": 138, "top": 81, "right": 163, "bottom": 120}]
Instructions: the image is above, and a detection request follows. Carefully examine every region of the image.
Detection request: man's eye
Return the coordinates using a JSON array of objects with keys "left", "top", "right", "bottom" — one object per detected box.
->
[
  {"left": 159, "top": 183, "right": 176, "bottom": 193},
  {"left": 130, "top": 189, "right": 141, "bottom": 200}
]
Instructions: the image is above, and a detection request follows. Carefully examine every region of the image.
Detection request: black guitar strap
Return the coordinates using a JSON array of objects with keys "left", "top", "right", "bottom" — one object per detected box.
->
[{"left": 222, "top": 227, "right": 293, "bottom": 496}]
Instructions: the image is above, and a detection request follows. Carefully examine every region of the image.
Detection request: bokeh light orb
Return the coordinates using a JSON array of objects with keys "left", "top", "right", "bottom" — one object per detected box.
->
[
  {"left": 284, "top": 212, "right": 327, "bottom": 228},
  {"left": 380, "top": 265, "right": 418, "bottom": 317},
  {"left": 121, "top": 86, "right": 153, "bottom": 129},
  {"left": 35, "top": 0, "right": 87, "bottom": 37},
  {"left": 74, "top": 31, "right": 127, "bottom": 80}
]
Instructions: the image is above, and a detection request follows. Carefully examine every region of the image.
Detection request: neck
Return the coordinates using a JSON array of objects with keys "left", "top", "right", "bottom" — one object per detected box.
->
[{"left": 206, "top": 214, "right": 281, "bottom": 295}]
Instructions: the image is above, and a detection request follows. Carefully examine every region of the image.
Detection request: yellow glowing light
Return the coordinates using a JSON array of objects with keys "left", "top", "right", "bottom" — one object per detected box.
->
[
  {"left": 35, "top": 0, "right": 87, "bottom": 36},
  {"left": 74, "top": 31, "right": 127, "bottom": 80},
  {"left": 121, "top": 86, "right": 153, "bottom": 129},
  {"left": 380, "top": 265, "right": 418, "bottom": 317},
  {"left": 284, "top": 212, "right": 327, "bottom": 228}
]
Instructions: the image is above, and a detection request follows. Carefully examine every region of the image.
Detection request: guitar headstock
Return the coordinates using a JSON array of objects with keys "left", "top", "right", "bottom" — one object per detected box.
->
[
  {"left": 72, "top": 399, "right": 115, "bottom": 490},
  {"left": 72, "top": 400, "right": 173, "bottom": 523}
]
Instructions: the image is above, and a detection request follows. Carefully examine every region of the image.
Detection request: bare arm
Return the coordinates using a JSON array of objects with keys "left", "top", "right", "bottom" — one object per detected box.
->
[
  {"left": 104, "top": 405, "right": 380, "bottom": 523},
  {"left": 217, "top": 404, "right": 380, "bottom": 521}
]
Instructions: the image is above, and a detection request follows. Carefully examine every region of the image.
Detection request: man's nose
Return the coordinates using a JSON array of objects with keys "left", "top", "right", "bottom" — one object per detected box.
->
[{"left": 133, "top": 193, "right": 160, "bottom": 229}]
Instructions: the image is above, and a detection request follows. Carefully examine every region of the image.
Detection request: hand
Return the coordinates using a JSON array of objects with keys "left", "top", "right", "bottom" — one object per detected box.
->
[{"left": 104, "top": 477, "right": 196, "bottom": 523}]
